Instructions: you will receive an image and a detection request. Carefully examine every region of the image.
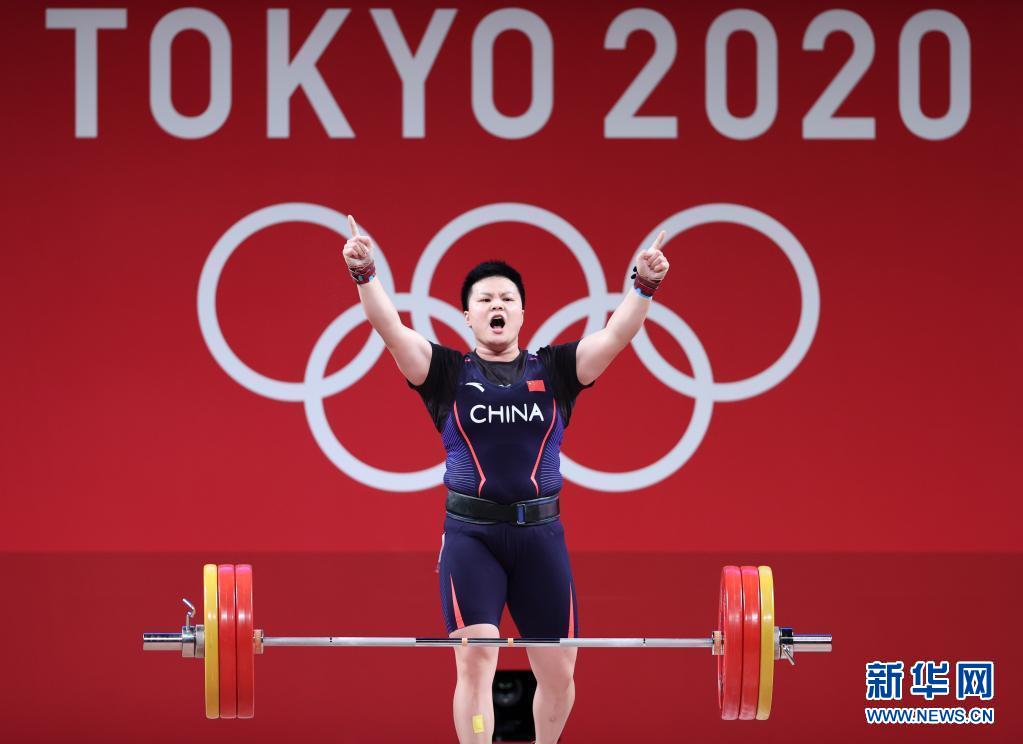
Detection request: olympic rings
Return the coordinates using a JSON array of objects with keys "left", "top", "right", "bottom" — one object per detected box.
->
[
  {"left": 197, "top": 201, "right": 819, "bottom": 493},
  {"left": 624, "top": 205, "right": 820, "bottom": 402}
]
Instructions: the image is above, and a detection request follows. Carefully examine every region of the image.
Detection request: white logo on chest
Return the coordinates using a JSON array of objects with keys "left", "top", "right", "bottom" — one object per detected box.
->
[
  {"left": 464, "top": 382, "right": 485, "bottom": 393},
  {"left": 469, "top": 403, "right": 545, "bottom": 424}
]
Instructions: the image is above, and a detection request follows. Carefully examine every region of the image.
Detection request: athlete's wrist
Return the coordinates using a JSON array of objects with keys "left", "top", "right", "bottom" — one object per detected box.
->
[
  {"left": 348, "top": 260, "right": 377, "bottom": 285},
  {"left": 630, "top": 266, "right": 661, "bottom": 299}
]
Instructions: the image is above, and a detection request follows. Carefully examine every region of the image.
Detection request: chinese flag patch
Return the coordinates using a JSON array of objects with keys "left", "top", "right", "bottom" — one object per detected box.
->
[{"left": 527, "top": 380, "right": 546, "bottom": 392}]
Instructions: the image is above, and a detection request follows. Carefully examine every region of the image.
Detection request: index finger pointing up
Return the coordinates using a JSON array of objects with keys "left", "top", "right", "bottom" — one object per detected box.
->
[
  {"left": 348, "top": 214, "right": 361, "bottom": 237},
  {"left": 653, "top": 230, "right": 666, "bottom": 251}
]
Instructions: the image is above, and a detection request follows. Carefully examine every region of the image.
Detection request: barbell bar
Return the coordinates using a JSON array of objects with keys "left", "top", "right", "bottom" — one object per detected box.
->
[{"left": 142, "top": 563, "right": 832, "bottom": 720}]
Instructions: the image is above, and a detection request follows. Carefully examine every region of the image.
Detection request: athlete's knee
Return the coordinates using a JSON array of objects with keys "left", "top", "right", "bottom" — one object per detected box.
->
[
  {"left": 452, "top": 625, "right": 500, "bottom": 685},
  {"left": 454, "top": 646, "right": 498, "bottom": 683},
  {"left": 529, "top": 648, "right": 577, "bottom": 692},
  {"left": 537, "top": 670, "right": 575, "bottom": 696}
]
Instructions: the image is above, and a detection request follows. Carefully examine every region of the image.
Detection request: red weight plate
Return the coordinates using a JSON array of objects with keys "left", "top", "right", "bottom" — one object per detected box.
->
[
  {"left": 717, "top": 565, "right": 743, "bottom": 720},
  {"left": 739, "top": 566, "right": 761, "bottom": 720},
  {"left": 235, "top": 564, "right": 255, "bottom": 719},
  {"left": 218, "top": 564, "right": 238, "bottom": 719}
]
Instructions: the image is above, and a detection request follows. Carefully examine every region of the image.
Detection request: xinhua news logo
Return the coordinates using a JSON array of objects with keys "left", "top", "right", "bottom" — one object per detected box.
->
[{"left": 864, "top": 660, "right": 995, "bottom": 725}]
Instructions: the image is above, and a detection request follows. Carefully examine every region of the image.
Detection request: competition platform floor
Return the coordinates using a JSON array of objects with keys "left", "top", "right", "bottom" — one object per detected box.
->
[{"left": 1, "top": 552, "right": 1019, "bottom": 743}]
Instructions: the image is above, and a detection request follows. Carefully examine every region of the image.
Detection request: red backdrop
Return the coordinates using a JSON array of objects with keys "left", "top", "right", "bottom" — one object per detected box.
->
[{"left": 2, "top": 0, "right": 1020, "bottom": 741}]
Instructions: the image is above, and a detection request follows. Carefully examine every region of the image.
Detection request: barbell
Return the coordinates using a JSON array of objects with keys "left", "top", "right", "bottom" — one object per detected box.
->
[{"left": 142, "top": 564, "right": 831, "bottom": 720}]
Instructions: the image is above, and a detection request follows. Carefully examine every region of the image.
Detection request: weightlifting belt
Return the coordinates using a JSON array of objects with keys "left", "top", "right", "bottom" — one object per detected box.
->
[{"left": 445, "top": 490, "right": 560, "bottom": 526}]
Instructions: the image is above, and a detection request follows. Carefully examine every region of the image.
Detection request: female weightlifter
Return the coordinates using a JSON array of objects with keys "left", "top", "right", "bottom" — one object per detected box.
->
[{"left": 343, "top": 215, "right": 668, "bottom": 744}]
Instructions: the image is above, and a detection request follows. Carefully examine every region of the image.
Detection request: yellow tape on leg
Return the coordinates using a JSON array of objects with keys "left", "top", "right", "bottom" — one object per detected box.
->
[{"left": 472, "top": 714, "right": 484, "bottom": 734}]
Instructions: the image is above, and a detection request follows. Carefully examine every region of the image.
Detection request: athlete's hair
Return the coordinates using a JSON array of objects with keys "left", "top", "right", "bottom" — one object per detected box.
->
[{"left": 461, "top": 260, "right": 526, "bottom": 311}]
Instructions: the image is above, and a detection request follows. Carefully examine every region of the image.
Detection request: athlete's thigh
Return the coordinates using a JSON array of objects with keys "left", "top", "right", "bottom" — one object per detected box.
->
[
  {"left": 506, "top": 519, "right": 579, "bottom": 638},
  {"left": 438, "top": 517, "right": 508, "bottom": 633}
]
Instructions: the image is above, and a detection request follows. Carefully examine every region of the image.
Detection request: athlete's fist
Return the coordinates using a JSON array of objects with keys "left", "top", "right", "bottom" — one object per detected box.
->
[
  {"left": 637, "top": 230, "right": 669, "bottom": 282},
  {"left": 343, "top": 215, "right": 374, "bottom": 271}
]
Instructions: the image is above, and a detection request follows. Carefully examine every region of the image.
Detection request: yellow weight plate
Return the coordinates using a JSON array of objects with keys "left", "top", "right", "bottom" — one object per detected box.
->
[
  {"left": 203, "top": 563, "right": 220, "bottom": 719},
  {"left": 756, "top": 565, "right": 775, "bottom": 720}
]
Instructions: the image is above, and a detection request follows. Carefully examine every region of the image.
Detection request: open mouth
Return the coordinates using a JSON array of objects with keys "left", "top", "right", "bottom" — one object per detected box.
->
[{"left": 489, "top": 316, "right": 506, "bottom": 329}]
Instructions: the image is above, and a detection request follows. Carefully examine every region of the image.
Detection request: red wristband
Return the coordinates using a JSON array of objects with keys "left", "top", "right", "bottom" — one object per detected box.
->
[
  {"left": 349, "top": 260, "right": 376, "bottom": 285},
  {"left": 631, "top": 266, "right": 661, "bottom": 298}
]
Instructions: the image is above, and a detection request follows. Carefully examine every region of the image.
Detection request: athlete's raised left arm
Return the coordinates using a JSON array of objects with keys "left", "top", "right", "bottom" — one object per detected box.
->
[{"left": 576, "top": 231, "right": 668, "bottom": 386}]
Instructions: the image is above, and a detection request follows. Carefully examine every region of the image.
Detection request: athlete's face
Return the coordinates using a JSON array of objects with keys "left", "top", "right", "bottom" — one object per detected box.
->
[{"left": 464, "top": 276, "right": 524, "bottom": 349}]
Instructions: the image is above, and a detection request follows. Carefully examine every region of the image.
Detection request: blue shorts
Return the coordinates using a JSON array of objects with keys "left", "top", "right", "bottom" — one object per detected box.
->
[{"left": 438, "top": 515, "right": 580, "bottom": 638}]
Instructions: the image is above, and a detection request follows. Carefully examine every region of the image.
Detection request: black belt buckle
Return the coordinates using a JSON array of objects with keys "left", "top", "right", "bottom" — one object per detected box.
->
[{"left": 515, "top": 503, "right": 526, "bottom": 526}]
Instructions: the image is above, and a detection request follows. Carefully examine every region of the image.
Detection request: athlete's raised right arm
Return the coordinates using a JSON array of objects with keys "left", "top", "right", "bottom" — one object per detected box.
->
[{"left": 343, "top": 215, "right": 432, "bottom": 386}]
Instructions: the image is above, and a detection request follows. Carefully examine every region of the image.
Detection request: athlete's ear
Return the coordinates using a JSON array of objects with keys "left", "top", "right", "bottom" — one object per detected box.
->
[{"left": 464, "top": 309, "right": 470, "bottom": 325}]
